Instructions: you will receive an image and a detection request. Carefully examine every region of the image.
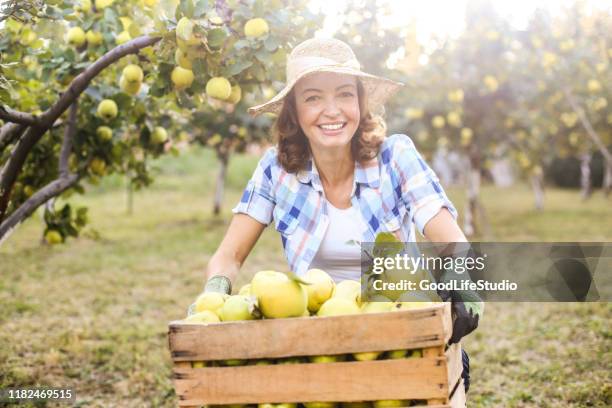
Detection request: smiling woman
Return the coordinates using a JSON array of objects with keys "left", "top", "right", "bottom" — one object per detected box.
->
[{"left": 194, "top": 37, "right": 481, "bottom": 395}]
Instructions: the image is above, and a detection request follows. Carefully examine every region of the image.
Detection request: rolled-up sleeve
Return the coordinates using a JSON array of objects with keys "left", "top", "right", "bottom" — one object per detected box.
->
[
  {"left": 231, "top": 147, "right": 276, "bottom": 225},
  {"left": 390, "top": 134, "right": 458, "bottom": 236}
]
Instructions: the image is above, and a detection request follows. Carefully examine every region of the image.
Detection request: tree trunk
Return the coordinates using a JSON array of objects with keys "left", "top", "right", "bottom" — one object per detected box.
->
[
  {"left": 603, "top": 160, "right": 612, "bottom": 197},
  {"left": 563, "top": 87, "right": 612, "bottom": 198},
  {"left": 126, "top": 176, "right": 133, "bottom": 215},
  {"left": 530, "top": 172, "right": 545, "bottom": 210},
  {"left": 463, "top": 146, "right": 481, "bottom": 237},
  {"left": 580, "top": 152, "right": 592, "bottom": 201},
  {"left": 462, "top": 145, "right": 492, "bottom": 238},
  {"left": 213, "top": 151, "right": 229, "bottom": 216}
]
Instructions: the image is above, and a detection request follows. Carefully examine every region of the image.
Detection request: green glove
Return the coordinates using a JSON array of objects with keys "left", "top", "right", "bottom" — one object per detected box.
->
[{"left": 187, "top": 275, "right": 232, "bottom": 316}]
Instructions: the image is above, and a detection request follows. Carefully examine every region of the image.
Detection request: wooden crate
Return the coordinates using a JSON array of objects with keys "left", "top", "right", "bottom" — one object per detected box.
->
[{"left": 168, "top": 302, "right": 465, "bottom": 408}]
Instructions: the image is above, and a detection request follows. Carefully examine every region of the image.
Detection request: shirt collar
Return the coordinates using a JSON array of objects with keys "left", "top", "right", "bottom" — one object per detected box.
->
[{"left": 297, "top": 155, "right": 380, "bottom": 190}]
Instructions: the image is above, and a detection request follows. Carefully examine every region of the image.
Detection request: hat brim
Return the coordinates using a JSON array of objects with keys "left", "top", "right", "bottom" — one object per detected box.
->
[{"left": 247, "top": 67, "right": 404, "bottom": 117}]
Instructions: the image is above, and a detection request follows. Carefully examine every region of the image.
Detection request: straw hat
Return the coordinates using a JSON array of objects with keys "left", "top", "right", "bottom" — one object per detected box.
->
[{"left": 247, "top": 37, "right": 404, "bottom": 117}]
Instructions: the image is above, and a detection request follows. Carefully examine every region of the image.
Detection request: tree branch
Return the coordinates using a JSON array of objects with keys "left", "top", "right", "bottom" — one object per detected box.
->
[
  {"left": 0, "top": 126, "right": 44, "bottom": 221},
  {"left": 0, "top": 105, "right": 39, "bottom": 126},
  {"left": 0, "top": 173, "right": 79, "bottom": 245},
  {"left": 0, "top": 123, "right": 26, "bottom": 152},
  {"left": 59, "top": 101, "right": 78, "bottom": 176},
  {"left": 563, "top": 87, "right": 612, "bottom": 164}
]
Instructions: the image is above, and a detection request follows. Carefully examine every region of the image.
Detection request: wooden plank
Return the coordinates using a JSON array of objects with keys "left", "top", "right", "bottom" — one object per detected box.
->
[
  {"left": 169, "top": 303, "right": 451, "bottom": 361},
  {"left": 423, "top": 346, "right": 447, "bottom": 406},
  {"left": 173, "top": 358, "right": 449, "bottom": 406},
  {"left": 445, "top": 344, "right": 463, "bottom": 394}
]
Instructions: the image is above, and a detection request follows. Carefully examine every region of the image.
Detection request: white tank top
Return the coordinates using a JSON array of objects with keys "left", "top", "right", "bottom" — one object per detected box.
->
[{"left": 308, "top": 201, "right": 364, "bottom": 282}]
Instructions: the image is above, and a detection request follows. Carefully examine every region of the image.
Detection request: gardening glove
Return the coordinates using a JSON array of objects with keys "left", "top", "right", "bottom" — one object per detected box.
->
[
  {"left": 187, "top": 275, "right": 232, "bottom": 316},
  {"left": 435, "top": 245, "right": 484, "bottom": 344},
  {"left": 448, "top": 294, "right": 481, "bottom": 345}
]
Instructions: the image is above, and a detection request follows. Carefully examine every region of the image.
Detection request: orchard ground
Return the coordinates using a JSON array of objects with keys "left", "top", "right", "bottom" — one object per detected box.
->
[{"left": 0, "top": 146, "right": 610, "bottom": 407}]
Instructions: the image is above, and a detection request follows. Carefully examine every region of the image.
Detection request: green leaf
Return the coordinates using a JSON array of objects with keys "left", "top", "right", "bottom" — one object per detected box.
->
[
  {"left": 264, "top": 36, "right": 279, "bottom": 52},
  {"left": 191, "top": 58, "right": 207, "bottom": 77},
  {"left": 193, "top": 0, "right": 209, "bottom": 18},
  {"left": 224, "top": 60, "right": 252, "bottom": 76},
  {"left": 206, "top": 28, "right": 226, "bottom": 49},
  {"left": 104, "top": 7, "right": 117, "bottom": 24},
  {"left": 179, "top": 0, "right": 195, "bottom": 19},
  {"left": 233, "top": 39, "right": 250, "bottom": 50}
]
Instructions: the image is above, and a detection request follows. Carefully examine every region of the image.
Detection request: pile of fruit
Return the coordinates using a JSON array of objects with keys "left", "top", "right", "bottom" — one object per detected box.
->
[{"left": 185, "top": 269, "right": 438, "bottom": 354}]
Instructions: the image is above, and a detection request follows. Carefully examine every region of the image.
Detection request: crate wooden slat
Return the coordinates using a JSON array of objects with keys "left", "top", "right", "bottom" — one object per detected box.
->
[
  {"left": 174, "top": 357, "right": 450, "bottom": 405},
  {"left": 411, "top": 379, "right": 466, "bottom": 408},
  {"left": 169, "top": 303, "right": 451, "bottom": 361}
]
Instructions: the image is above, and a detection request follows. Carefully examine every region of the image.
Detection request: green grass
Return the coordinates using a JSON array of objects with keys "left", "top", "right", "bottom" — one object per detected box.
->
[{"left": 0, "top": 145, "right": 610, "bottom": 407}]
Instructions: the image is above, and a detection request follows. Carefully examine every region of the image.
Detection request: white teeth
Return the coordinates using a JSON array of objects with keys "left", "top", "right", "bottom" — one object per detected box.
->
[{"left": 319, "top": 123, "right": 344, "bottom": 130}]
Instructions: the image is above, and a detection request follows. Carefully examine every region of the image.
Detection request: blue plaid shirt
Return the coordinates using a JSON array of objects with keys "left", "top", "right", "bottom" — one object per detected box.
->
[{"left": 232, "top": 134, "right": 458, "bottom": 277}]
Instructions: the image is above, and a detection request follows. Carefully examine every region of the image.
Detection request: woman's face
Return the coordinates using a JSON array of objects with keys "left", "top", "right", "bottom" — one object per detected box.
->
[{"left": 293, "top": 72, "right": 360, "bottom": 154}]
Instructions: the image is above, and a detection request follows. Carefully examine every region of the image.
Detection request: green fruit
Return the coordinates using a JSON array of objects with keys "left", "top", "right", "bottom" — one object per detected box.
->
[
  {"left": 244, "top": 18, "right": 269, "bottom": 38},
  {"left": 218, "top": 295, "right": 255, "bottom": 321},
  {"left": 79, "top": 0, "right": 92, "bottom": 13},
  {"left": 96, "top": 126, "right": 113, "bottom": 141},
  {"left": 353, "top": 351, "right": 381, "bottom": 361},
  {"left": 309, "top": 354, "right": 346, "bottom": 363},
  {"left": 119, "top": 75, "right": 141, "bottom": 95},
  {"left": 227, "top": 84, "right": 242, "bottom": 104},
  {"left": 45, "top": 230, "right": 63, "bottom": 245},
  {"left": 317, "top": 298, "right": 360, "bottom": 317},
  {"left": 194, "top": 292, "right": 227, "bottom": 314},
  {"left": 86, "top": 30, "right": 103, "bottom": 46},
  {"left": 410, "top": 349, "right": 423, "bottom": 358},
  {"left": 304, "top": 403, "right": 336, "bottom": 408},
  {"left": 97, "top": 99, "right": 118, "bottom": 120},
  {"left": 122, "top": 64, "right": 143, "bottom": 83},
  {"left": 221, "top": 359, "right": 247, "bottom": 366},
  {"left": 174, "top": 49, "right": 193, "bottom": 70},
  {"left": 66, "top": 27, "right": 86, "bottom": 47},
  {"left": 304, "top": 268, "right": 335, "bottom": 313},
  {"left": 386, "top": 350, "right": 407, "bottom": 359},
  {"left": 171, "top": 66, "right": 194, "bottom": 90},
  {"left": 251, "top": 270, "right": 308, "bottom": 318},
  {"left": 206, "top": 77, "right": 232, "bottom": 100},
  {"left": 184, "top": 310, "right": 220, "bottom": 324},
  {"left": 372, "top": 401, "right": 404, "bottom": 408},
  {"left": 333, "top": 280, "right": 361, "bottom": 305},
  {"left": 89, "top": 158, "right": 106, "bottom": 176},
  {"left": 151, "top": 127, "right": 168, "bottom": 144}
]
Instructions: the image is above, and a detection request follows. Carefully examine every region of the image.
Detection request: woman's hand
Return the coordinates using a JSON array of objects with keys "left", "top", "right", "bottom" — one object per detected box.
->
[{"left": 187, "top": 214, "right": 266, "bottom": 315}]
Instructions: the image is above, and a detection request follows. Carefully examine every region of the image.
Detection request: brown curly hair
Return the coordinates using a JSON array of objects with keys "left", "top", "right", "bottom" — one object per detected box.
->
[{"left": 274, "top": 78, "right": 387, "bottom": 174}]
